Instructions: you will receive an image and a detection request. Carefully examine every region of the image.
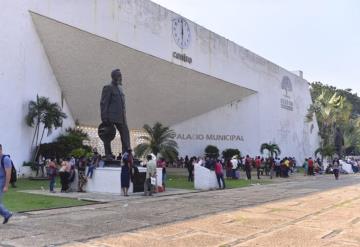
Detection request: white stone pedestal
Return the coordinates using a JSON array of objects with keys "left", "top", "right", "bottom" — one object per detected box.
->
[
  {"left": 85, "top": 167, "right": 163, "bottom": 194},
  {"left": 194, "top": 165, "right": 218, "bottom": 190}
]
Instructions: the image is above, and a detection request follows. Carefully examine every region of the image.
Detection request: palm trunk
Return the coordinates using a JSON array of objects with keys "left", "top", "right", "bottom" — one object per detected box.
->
[
  {"left": 33, "top": 127, "right": 46, "bottom": 163},
  {"left": 34, "top": 121, "right": 40, "bottom": 149},
  {"left": 31, "top": 122, "right": 40, "bottom": 162},
  {"left": 30, "top": 122, "right": 38, "bottom": 150}
]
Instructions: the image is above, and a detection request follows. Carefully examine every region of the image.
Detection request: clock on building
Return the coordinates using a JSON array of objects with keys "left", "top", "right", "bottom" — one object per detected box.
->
[{"left": 172, "top": 17, "right": 191, "bottom": 49}]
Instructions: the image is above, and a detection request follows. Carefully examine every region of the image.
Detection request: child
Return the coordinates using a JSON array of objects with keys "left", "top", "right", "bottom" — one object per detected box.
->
[{"left": 47, "top": 159, "right": 57, "bottom": 193}]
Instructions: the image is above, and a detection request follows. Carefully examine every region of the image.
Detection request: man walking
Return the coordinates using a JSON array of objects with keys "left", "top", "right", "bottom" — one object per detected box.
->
[
  {"left": 0, "top": 144, "right": 13, "bottom": 224},
  {"left": 255, "top": 156, "right": 261, "bottom": 179},
  {"left": 144, "top": 155, "right": 157, "bottom": 196},
  {"left": 244, "top": 155, "right": 252, "bottom": 180}
]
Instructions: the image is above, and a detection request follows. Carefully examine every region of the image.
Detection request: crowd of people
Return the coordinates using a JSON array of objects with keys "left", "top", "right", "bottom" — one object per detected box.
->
[
  {"left": 177, "top": 154, "right": 352, "bottom": 189},
  {"left": 40, "top": 150, "right": 356, "bottom": 194},
  {"left": 41, "top": 150, "right": 102, "bottom": 193},
  {"left": 182, "top": 155, "right": 298, "bottom": 184},
  {"left": 1, "top": 139, "right": 357, "bottom": 228},
  {"left": 39, "top": 148, "right": 168, "bottom": 197}
]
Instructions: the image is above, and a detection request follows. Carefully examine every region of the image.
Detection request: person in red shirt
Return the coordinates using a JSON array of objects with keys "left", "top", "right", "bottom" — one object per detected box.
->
[
  {"left": 255, "top": 156, "right": 262, "bottom": 179},
  {"left": 215, "top": 160, "right": 226, "bottom": 189},
  {"left": 308, "top": 157, "right": 314, "bottom": 176}
]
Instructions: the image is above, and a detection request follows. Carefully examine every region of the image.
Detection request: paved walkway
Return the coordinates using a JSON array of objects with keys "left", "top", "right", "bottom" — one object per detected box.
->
[
  {"left": 67, "top": 177, "right": 360, "bottom": 247},
  {"left": 1, "top": 175, "right": 360, "bottom": 247},
  {"left": 21, "top": 188, "right": 193, "bottom": 203}
]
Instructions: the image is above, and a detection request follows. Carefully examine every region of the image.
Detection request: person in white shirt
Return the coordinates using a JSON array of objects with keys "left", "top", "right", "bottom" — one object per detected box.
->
[
  {"left": 231, "top": 156, "right": 238, "bottom": 179},
  {"left": 144, "top": 155, "right": 157, "bottom": 196}
]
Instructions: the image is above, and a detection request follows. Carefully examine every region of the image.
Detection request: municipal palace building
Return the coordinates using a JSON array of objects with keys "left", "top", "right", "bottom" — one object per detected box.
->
[{"left": 0, "top": 0, "right": 319, "bottom": 174}]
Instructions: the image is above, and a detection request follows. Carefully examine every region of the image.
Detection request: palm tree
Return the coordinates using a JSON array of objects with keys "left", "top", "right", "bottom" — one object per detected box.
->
[
  {"left": 260, "top": 142, "right": 281, "bottom": 158},
  {"left": 314, "top": 145, "right": 336, "bottom": 160},
  {"left": 306, "top": 90, "right": 352, "bottom": 158},
  {"left": 343, "top": 118, "right": 360, "bottom": 155},
  {"left": 306, "top": 91, "right": 351, "bottom": 146},
  {"left": 26, "top": 95, "right": 67, "bottom": 161},
  {"left": 134, "top": 122, "right": 178, "bottom": 162}
]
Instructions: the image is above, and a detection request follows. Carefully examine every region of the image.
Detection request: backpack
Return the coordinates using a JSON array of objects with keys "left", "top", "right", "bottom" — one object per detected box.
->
[{"left": 1, "top": 155, "right": 17, "bottom": 182}]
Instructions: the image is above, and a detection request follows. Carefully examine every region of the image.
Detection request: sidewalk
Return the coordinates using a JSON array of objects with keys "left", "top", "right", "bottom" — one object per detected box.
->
[
  {"left": 65, "top": 180, "right": 360, "bottom": 247},
  {"left": 20, "top": 188, "right": 193, "bottom": 203},
  {"left": 1, "top": 174, "right": 359, "bottom": 247}
]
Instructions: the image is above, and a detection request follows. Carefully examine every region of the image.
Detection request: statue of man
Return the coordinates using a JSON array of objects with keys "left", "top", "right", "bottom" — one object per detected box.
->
[{"left": 100, "top": 69, "right": 130, "bottom": 159}]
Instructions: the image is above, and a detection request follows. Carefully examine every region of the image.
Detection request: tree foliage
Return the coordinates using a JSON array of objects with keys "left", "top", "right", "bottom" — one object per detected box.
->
[
  {"left": 205, "top": 145, "right": 220, "bottom": 158},
  {"left": 25, "top": 95, "right": 67, "bottom": 161},
  {"left": 308, "top": 82, "right": 360, "bottom": 157},
  {"left": 314, "top": 145, "right": 336, "bottom": 159},
  {"left": 310, "top": 82, "right": 360, "bottom": 117},
  {"left": 134, "top": 122, "right": 179, "bottom": 162},
  {"left": 260, "top": 143, "right": 281, "bottom": 158},
  {"left": 222, "top": 148, "right": 241, "bottom": 161},
  {"left": 38, "top": 127, "right": 90, "bottom": 160}
]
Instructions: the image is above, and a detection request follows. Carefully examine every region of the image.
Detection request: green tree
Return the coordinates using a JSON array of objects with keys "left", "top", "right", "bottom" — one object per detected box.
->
[
  {"left": 222, "top": 148, "right": 241, "bottom": 161},
  {"left": 306, "top": 90, "right": 352, "bottom": 157},
  {"left": 205, "top": 145, "right": 220, "bottom": 158},
  {"left": 25, "top": 95, "right": 67, "bottom": 161},
  {"left": 39, "top": 127, "right": 90, "bottom": 159},
  {"left": 314, "top": 145, "right": 336, "bottom": 160},
  {"left": 260, "top": 143, "right": 281, "bottom": 158},
  {"left": 70, "top": 148, "right": 93, "bottom": 159},
  {"left": 309, "top": 82, "right": 360, "bottom": 157},
  {"left": 310, "top": 82, "right": 360, "bottom": 117},
  {"left": 343, "top": 118, "right": 360, "bottom": 155},
  {"left": 134, "top": 122, "right": 178, "bottom": 162}
]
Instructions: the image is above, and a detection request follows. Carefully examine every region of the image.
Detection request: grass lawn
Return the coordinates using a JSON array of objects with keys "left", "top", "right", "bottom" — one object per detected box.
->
[
  {"left": 3, "top": 178, "right": 93, "bottom": 213},
  {"left": 166, "top": 175, "right": 272, "bottom": 190},
  {"left": 166, "top": 175, "right": 195, "bottom": 190},
  {"left": 225, "top": 178, "right": 272, "bottom": 188}
]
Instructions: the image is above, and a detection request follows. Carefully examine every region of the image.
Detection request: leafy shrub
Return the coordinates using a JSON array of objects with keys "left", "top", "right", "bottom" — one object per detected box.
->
[
  {"left": 205, "top": 145, "right": 219, "bottom": 158},
  {"left": 38, "top": 127, "right": 91, "bottom": 159},
  {"left": 70, "top": 148, "right": 93, "bottom": 159},
  {"left": 222, "top": 148, "right": 241, "bottom": 161}
]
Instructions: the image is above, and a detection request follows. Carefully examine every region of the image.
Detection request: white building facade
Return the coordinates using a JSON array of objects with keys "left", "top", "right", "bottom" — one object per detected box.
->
[{"left": 0, "top": 0, "right": 319, "bottom": 173}]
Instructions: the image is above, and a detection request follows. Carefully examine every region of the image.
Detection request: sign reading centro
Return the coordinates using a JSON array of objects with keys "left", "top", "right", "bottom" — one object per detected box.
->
[{"left": 173, "top": 133, "right": 244, "bottom": 142}]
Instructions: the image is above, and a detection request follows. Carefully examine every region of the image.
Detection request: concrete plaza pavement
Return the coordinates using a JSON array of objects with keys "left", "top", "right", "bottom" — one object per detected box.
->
[{"left": 1, "top": 174, "right": 360, "bottom": 246}]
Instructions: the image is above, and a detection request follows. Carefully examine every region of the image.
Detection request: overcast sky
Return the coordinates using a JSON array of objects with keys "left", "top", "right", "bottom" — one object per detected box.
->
[{"left": 152, "top": 0, "right": 360, "bottom": 94}]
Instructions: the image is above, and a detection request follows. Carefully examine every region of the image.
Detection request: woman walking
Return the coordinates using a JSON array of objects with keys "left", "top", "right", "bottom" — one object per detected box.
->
[
  {"left": 215, "top": 160, "right": 226, "bottom": 189},
  {"left": 77, "top": 157, "right": 88, "bottom": 192},
  {"left": 59, "top": 160, "right": 70, "bottom": 192},
  {"left": 121, "top": 151, "right": 132, "bottom": 196}
]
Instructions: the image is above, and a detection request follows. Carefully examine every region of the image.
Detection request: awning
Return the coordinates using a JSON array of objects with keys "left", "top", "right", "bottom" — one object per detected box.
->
[{"left": 31, "top": 13, "right": 256, "bottom": 128}]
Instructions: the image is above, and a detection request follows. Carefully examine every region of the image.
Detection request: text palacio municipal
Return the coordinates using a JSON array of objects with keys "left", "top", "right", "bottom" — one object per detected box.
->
[{"left": 174, "top": 133, "right": 244, "bottom": 142}]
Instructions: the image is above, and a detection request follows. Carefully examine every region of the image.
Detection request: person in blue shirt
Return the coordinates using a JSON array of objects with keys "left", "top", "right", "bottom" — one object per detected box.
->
[{"left": 0, "top": 144, "right": 13, "bottom": 224}]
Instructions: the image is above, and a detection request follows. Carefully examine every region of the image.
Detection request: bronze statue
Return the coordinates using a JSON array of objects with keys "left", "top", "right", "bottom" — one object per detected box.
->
[{"left": 99, "top": 69, "right": 130, "bottom": 159}]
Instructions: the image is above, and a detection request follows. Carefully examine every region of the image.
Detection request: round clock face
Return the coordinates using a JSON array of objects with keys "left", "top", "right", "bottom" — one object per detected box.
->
[{"left": 172, "top": 17, "right": 191, "bottom": 49}]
